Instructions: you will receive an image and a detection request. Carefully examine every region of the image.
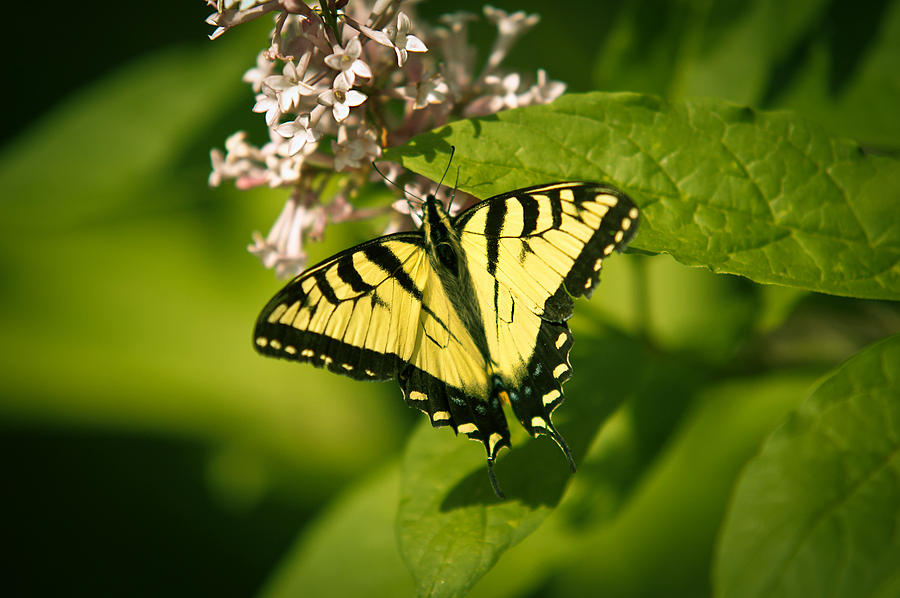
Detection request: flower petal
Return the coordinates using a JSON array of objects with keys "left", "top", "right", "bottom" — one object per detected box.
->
[
  {"left": 344, "top": 90, "right": 368, "bottom": 107},
  {"left": 360, "top": 25, "right": 393, "bottom": 48},
  {"left": 352, "top": 60, "right": 372, "bottom": 78},
  {"left": 333, "top": 102, "right": 350, "bottom": 122},
  {"left": 276, "top": 122, "right": 300, "bottom": 138},
  {"left": 395, "top": 47, "right": 407, "bottom": 66},
  {"left": 317, "top": 90, "right": 336, "bottom": 106},
  {"left": 405, "top": 35, "right": 427, "bottom": 53}
]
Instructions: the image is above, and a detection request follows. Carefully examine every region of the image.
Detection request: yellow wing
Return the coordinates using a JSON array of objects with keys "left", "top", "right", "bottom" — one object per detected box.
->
[
  {"left": 253, "top": 233, "right": 498, "bottom": 437},
  {"left": 456, "top": 182, "right": 639, "bottom": 446}
]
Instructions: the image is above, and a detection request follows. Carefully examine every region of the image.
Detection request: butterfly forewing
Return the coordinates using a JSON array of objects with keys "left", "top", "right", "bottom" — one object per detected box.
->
[
  {"left": 254, "top": 232, "right": 491, "bottom": 430},
  {"left": 456, "top": 182, "right": 639, "bottom": 322}
]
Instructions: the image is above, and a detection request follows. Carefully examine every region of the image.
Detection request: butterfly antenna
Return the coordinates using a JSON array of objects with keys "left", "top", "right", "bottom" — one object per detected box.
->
[
  {"left": 447, "top": 165, "right": 461, "bottom": 211},
  {"left": 436, "top": 145, "right": 455, "bottom": 193},
  {"left": 372, "top": 160, "right": 423, "bottom": 217}
]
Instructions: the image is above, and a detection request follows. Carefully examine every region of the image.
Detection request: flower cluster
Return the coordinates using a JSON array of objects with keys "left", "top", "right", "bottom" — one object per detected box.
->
[{"left": 207, "top": 0, "right": 566, "bottom": 278}]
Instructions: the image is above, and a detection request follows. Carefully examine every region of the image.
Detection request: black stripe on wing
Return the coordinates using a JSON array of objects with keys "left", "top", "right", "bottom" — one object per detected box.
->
[
  {"left": 253, "top": 233, "right": 425, "bottom": 381},
  {"left": 454, "top": 182, "right": 640, "bottom": 323}
]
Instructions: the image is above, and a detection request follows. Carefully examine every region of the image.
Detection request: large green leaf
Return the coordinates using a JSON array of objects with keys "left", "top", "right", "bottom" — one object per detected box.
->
[
  {"left": 385, "top": 92, "right": 900, "bottom": 300},
  {"left": 464, "top": 370, "right": 819, "bottom": 598},
  {"left": 714, "top": 334, "right": 900, "bottom": 598},
  {"left": 395, "top": 328, "right": 656, "bottom": 598},
  {"left": 258, "top": 465, "right": 414, "bottom": 598}
]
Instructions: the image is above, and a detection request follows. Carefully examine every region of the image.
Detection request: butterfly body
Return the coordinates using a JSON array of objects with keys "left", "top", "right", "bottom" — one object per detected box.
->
[{"left": 254, "top": 182, "right": 639, "bottom": 497}]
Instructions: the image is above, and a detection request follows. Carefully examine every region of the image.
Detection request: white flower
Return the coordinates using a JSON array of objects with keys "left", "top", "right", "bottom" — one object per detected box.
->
[
  {"left": 479, "top": 73, "right": 524, "bottom": 112},
  {"left": 318, "top": 75, "right": 367, "bottom": 123},
  {"left": 252, "top": 89, "right": 281, "bottom": 127},
  {"left": 248, "top": 196, "right": 313, "bottom": 278},
  {"left": 276, "top": 113, "right": 323, "bottom": 156},
  {"left": 483, "top": 6, "right": 540, "bottom": 70},
  {"left": 400, "top": 75, "right": 449, "bottom": 110},
  {"left": 392, "top": 187, "right": 425, "bottom": 227},
  {"left": 523, "top": 69, "right": 566, "bottom": 104},
  {"left": 323, "top": 37, "right": 372, "bottom": 86},
  {"left": 439, "top": 11, "right": 478, "bottom": 32},
  {"left": 331, "top": 126, "right": 380, "bottom": 171},
  {"left": 361, "top": 10, "right": 427, "bottom": 66},
  {"left": 242, "top": 51, "right": 274, "bottom": 92},
  {"left": 264, "top": 55, "right": 317, "bottom": 112},
  {"left": 208, "top": 131, "right": 271, "bottom": 189}
]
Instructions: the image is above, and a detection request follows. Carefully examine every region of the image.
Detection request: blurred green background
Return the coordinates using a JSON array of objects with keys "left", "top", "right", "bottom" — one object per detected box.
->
[{"left": 2, "top": 1, "right": 898, "bottom": 596}]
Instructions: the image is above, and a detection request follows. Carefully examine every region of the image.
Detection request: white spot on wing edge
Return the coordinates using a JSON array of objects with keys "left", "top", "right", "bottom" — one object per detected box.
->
[
  {"left": 603, "top": 243, "right": 615, "bottom": 255},
  {"left": 409, "top": 390, "right": 428, "bottom": 401},
  {"left": 593, "top": 257, "right": 603, "bottom": 271},
  {"left": 614, "top": 230, "right": 625, "bottom": 243},
  {"left": 270, "top": 339, "right": 282, "bottom": 350},
  {"left": 285, "top": 345, "right": 297, "bottom": 355},
  {"left": 301, "top": 349, "right": 315, "bottom": 357},
  {"left": 432, "top": 410, "right": 451, "bottom": 422},
  {"left": 341, "top": 363, "right": 354, "bottom": 371},
  {"left": 553, "top": 364, "right": 568, "bottom": 378},
  {"left": 488, "top": 432, "right": 503, "bottom": 455},
  {"left": 543, "top": 389, "right": 562, "bottom": 406},
  {"left": 531, "top": 416, "right": 548, "bottom": 429},
  {"left": 255, "top": 337, "right": 268, "bottom": 347},
  {"left": 621, "top": 217, "right": 632, "bottom": 231},
  {"left": 458, "top": 423, "right": 477, "bottom": 434},
  {"left": 555, "top": 332, "right": 568, "bottom": 349},
  {"left": 629, "top": 207, "right": 639, "bottom": 219}
]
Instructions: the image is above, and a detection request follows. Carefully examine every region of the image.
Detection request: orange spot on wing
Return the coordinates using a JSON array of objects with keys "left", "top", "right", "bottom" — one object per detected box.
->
[{"left": 498, "top": 390, "right": 510, "bottom": 406}]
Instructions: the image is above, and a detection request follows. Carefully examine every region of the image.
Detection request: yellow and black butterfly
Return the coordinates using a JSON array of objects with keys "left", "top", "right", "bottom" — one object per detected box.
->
[{"left": 254, "top": 180, "right": 639, "bottom": 497}]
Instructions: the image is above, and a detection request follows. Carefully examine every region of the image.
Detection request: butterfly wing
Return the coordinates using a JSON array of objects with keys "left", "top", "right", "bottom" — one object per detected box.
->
[
  {"left": 254, "top": 232, "right": 497, "bottom": 442},
  {"left": 455, "top": 182, "right": 639, "bottom": 450}
]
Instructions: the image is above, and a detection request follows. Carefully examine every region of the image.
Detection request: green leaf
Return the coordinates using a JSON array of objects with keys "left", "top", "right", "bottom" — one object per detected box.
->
[
  {"left": 467, "top": 370, "right": 820, "bottom": 598},
  {"left": 396, "top": 424, "right": 559, "bottom": 598},
  {"left": 258, "top": 464, "right": 415, "bottom": 598},
  {"left": 714, "top": 334, "right": 900, "bottom": 598},
  {"left": 396, "top": 330, "right": 653, "bottom": 598},
  {"left": 385, "top": 92, "right": 900, "bottom": 300}
]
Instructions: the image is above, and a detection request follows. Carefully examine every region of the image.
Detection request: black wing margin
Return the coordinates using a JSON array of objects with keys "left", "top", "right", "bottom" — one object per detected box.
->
[{"left": 253, "top": 233, "right": 427, "bottom": 381}]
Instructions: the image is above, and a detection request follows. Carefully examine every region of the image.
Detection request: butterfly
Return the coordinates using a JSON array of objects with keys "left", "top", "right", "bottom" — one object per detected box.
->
[{"left": 254, "top": 180, "right": 639, "bottom": 497}]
